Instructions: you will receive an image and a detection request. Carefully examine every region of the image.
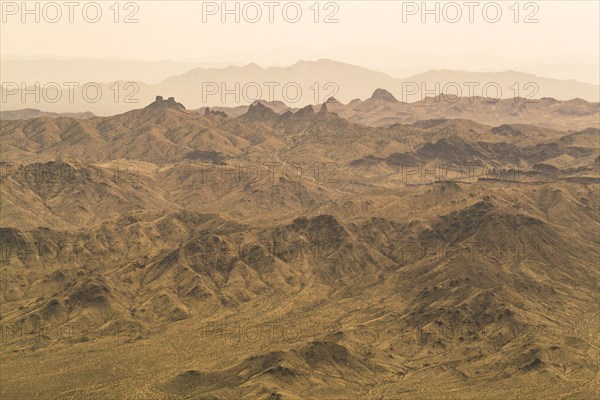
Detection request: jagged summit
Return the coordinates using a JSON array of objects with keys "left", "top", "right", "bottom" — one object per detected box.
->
[
  {"left": 204, "top": 107, "right": 228, "bottom": 118},
  {"left": 370, "top": 88, "right": 398, "bottom": 103},
  {"left": 241, "top": 101, "right": 279, "bottom": 121},
  {"left": 146, "top": 96, "right": 187, "bottom": 111}
]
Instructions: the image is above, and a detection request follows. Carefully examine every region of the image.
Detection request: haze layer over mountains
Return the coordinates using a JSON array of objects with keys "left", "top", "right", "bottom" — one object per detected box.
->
[{"left": 2, "top": 59, "right": 599, "bottom": 116}]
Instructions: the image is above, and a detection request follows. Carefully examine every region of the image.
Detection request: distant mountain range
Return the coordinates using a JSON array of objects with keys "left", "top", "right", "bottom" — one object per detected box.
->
[
  {"left": 0, "top": 108, "right": 96, "bottom": 120},
  {"left": 2, "top": 59, "right": 599, "bottom": 115},
  {"left": 2, "top": 95, "right": 598, "bottom": 169},
  {"left": 195, "top": 89, "right": 599, "bottom": 131}
]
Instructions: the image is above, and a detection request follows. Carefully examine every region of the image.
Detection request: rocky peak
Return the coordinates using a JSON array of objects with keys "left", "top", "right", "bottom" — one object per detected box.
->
[
  {"left": 370, "top": 88, "right": 398, "bottom": 103},
  {"left": 294, "top": 105, "right": 315, "bottom": 118},
  {"left": 243, "top": 101, "right": 279, "bottom": 120},
  {"left": 204, "top": 107, "right": 228, "bottom": 118},
  {"left": 147, "top": 96, "right": 187, "bottom": 111}
]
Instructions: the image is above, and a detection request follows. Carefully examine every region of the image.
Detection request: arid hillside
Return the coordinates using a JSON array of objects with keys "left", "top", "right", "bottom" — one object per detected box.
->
[{"left": 1, "top": 97, "right": 598, "bottom": 399}]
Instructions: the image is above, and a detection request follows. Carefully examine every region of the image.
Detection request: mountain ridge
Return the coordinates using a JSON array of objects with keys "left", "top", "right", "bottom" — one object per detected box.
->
[{"left": 3, "top": 60, "right": 599, "bottom": 115}]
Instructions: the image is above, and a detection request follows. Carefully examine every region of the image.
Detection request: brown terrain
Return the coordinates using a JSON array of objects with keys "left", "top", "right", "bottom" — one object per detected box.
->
[{"left": 1, "top": 95, "right": 599, "bottom": 399}]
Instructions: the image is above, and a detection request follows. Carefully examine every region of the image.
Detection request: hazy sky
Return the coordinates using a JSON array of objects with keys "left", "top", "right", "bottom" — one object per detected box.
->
[{"left": 1, "top": 0, "right": 599, "bottom": 70}]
